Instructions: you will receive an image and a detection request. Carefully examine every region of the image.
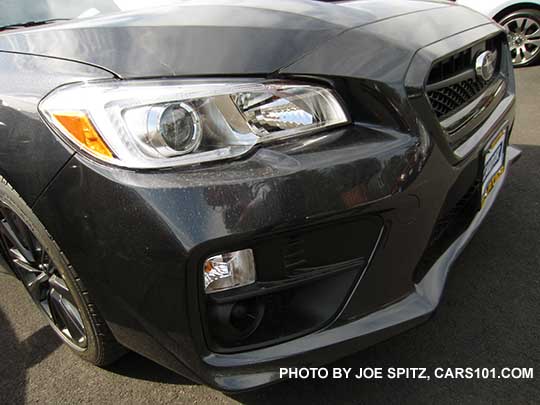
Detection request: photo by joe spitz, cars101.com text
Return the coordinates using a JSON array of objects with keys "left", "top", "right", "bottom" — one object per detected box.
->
[{"left": 0, "top": 0, "right": 537, "bottom": 399}]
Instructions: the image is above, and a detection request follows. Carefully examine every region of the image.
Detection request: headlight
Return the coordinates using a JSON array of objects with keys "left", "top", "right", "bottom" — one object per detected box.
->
[{"left": 39, "top": 79, "right": 349, "bottom": 169}]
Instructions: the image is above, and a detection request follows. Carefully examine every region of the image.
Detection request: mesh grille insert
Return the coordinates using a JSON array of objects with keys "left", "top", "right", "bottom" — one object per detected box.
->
[{"left": 428, "top": 78, "right": 489, "bottom": 119}]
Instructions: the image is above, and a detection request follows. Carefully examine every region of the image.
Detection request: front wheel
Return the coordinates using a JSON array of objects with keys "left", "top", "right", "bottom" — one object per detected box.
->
[
  {"left": 0, "top": 176, "right": 125, "bottom": 366},
  {"left": 498, "top": 9, "right": 540, "bottom": 67}
]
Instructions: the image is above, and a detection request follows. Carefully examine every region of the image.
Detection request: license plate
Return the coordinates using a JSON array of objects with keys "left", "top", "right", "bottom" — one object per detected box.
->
[{"left": 481, "top": 127, "right": 507, "bottom": 206}]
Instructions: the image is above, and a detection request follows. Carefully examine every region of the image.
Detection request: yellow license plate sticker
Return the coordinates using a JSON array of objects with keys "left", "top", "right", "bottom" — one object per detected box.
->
[{"left": 481, "top": 128, "right": 507, "bottom": 206}]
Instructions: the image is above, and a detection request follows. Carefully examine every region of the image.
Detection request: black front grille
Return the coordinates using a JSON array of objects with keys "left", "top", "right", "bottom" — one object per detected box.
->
[
  {"left": 428, "top": 78, "right": 489, "bottom": 119},
  {"left": 426, "top": 37, "right": 500, "bottom": 120}
]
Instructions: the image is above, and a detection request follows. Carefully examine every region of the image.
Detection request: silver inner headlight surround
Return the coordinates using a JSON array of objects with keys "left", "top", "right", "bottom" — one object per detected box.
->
[{"left": 39, "top": 79, "right": 350, "bottom": 169}]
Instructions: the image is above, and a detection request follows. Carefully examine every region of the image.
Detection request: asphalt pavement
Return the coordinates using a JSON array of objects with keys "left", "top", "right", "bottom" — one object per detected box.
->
[{"left": 1, "top": 67, "right": 539, "bottom": 405}]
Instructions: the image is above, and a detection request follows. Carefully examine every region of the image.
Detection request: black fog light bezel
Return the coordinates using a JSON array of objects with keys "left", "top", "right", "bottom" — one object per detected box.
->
[{"left": 191, "top": 215, "right": 385, "bottom": 354}]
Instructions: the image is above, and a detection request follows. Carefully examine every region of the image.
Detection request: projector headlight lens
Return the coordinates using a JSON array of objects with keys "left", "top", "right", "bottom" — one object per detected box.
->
[{"left": 147, "top": 102, "right": 202, "bottom": 155}]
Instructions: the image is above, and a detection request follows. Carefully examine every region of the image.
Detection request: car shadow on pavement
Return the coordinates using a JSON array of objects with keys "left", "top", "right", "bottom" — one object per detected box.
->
[
  {"left": 105, "top": 352, "right": 195, "bottom": 385},
  {"left": 0, "top": 305, "right": 61, "bottom": 405}
]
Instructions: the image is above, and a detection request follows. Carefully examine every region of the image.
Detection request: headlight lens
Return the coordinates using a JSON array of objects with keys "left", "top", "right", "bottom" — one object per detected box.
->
[
  {"left": 146, "top": 102, "right": 202, "bottom": 155},
  {"left": 39, "top": 79, "right": 349, "bottom": 169}
]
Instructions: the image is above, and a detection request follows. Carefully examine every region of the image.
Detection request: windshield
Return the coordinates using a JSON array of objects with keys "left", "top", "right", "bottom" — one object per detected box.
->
[{"left": 0, "top": 0, "right": 184, "bottom": 28}]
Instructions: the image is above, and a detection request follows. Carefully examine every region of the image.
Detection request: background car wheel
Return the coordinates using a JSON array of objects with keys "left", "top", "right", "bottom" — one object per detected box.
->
[
  {"left": 0, "top": 176, "right": 125, "bottom": 366},
  {"left": 498, "top": 9, "right": 540, "bottom": 67}
]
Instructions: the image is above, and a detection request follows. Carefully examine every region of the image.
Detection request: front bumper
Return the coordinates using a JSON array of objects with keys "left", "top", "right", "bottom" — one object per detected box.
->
[{"left": 32, "top": 118, "right": 519, "bottom": 392}]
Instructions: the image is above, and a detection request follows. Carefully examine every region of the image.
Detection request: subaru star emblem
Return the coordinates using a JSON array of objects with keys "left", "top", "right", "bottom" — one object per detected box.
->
[{"left": 475, "top": 50, "right": 497, "bottom": 82}]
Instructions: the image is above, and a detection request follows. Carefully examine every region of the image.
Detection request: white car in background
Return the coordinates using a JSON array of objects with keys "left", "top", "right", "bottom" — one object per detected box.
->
[{"left": 456, "top": 0, "right": 540, "bottom": 66}]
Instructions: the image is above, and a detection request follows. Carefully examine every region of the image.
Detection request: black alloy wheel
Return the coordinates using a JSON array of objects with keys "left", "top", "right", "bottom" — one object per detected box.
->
[{"left": 0, "top": 203, "right": 88, "bottom": 349}]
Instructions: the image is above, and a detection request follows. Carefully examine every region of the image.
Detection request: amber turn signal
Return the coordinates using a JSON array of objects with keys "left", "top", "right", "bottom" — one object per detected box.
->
[{"left": 53, "top": 112, "right": 113, "bottom": 158}]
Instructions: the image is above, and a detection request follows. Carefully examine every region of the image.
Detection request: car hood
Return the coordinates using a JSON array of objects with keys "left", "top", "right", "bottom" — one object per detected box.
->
[{"left": 0, "top": 0, "right": 451, "bottom": 78}]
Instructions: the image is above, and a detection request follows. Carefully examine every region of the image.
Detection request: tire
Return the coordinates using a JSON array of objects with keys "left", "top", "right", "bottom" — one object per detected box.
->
[
  {"left": 497, "top": 9, "right": 540, "bottom": 67},
  {"left": 0, "top": 176, "right": 125, "bottom": 366}
]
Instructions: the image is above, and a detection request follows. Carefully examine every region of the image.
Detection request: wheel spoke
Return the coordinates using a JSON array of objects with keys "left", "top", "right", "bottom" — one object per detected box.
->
[
  {"left": 12, "top": 255, "right": 42, "bottom": 274},
  {"left": 526, "top": 38, "right": 540, "bottom": 47},
  {"left": 0, "top": 218, "right": 34, "bottom": 262},
  {"left": 11, "top": 213, "right": 39, "bottom": 256},
  {"left": 526, "top": 28, "right": 540, "bottom": 39},
  {"left": 26, "top": 272, "right": 48, "bottom": 302},
  {"left": 48, "top": 288, "right": 86, "bottom": 344},
  {"left": 38, "top": 247, "right": 46, "bottom": 268},
  {"left": 523, "top": 18, "right": 535, "bottom": 32},
  {"left": 38, "top": 262, "right": 54, "bottom": 278},
  {"left": 514, "top": 18, "right": 526, "bottom": 32},
  {"left": 36, "top": 249, "right": 54, "bottom": 275},
  {"left": 523, "top": 47, "right": 534, "bottom": 60},
  {"left": 48, "top": 274, "right": 76, "bottom": 304},
  {"left": 514, "top": 48, "right": 523, "bottom": 63},
  {"left": 43, "top": 261, "right": 56, "bottom": 276}
]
